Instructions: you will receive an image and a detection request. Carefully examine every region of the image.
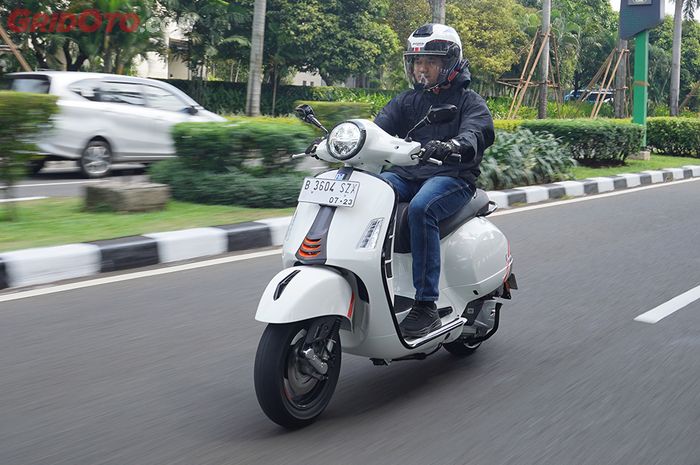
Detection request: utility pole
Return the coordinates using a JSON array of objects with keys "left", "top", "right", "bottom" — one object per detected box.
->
[
  {"left": 430, "top": 0, "right": 446, "bottom": 24},
  {"left": 245, "top": 0, "right": 267, "bottom": 116},
  {"left": 614, "top": 38, "right": 628, "bottom": 118},
  {"left": 538, "top": 0, "right": 551, "bottom": 119}
]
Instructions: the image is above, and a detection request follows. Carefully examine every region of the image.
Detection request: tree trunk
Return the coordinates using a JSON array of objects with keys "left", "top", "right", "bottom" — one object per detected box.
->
[
  {"left": 670, "top": 0, "right": 684, "bottom": 116},
  {"left": 430, "top": 0, "right": 445, "bottom": 24},
  {"left": 246, "top": 0, "right": 267, "bottom": 116},
  {"left": 538, "top": 0, "right": 551, "bottom": 119},
  {"left": 103, "top": 34, "right": 113, "bottom": 73},
  {"left": 615, "top": 39, "right": 628, "bottom": 118},
  {"left": 271, "top": 63, "right": 279, "bottom": 116}
]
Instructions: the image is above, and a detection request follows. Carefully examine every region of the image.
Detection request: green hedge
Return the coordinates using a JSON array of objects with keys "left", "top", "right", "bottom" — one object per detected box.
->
[
  {"left": 150, "top": 159, "right": 306, "bottom": 208},
  {"left": 479, "top": 128, "right": 575, "bottom": 190},
  {"left": 0, "top": 91, "right": 58, "bottom": 209},
  {"left": 647, "top": 117, "right": 700, "bottom": 157},
  {"left": 161, "top": 79, "right": 396, "bottom": 116},
  {"left": 293, "top": 100, "right": 373, "bottom": 131},
  {"left": 172, "top": 116, "right": 315, "bottom": 174},
  {"left": 519, "top": 119, "right": 643, "bottom": 165}
]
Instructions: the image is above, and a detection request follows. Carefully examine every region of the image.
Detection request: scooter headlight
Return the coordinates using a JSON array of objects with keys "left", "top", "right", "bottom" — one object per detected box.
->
[{"left": 328, "top": 122, "right": 365, "bottom": 160}]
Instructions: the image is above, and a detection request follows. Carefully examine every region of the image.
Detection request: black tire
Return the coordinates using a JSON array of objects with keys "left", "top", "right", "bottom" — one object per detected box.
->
[
  {"left": 443, "top": 337, "right": 482, "bottom": 357},
  {"left": 28, "top": 158, "right": 46, "bottom": 175},
  {"left": 80, "top": 139, "right": 112, "bottom": 178},
  {"left": 254, "top": 321, "right": 341, "bottom": 429}
]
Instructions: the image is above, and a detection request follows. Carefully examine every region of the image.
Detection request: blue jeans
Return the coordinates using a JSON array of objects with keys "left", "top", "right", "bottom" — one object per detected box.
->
[{"left": 381, "top": 172, "right": 473, "bottom": 302}]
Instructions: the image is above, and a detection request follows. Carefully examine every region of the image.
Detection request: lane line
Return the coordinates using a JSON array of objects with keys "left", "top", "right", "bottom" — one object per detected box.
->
[
  {"left": 16, "top": 180, "right": 105, "bottom": 188},
  {"left": 0, "top": 249, "right": 281, "bottom": 303},
  {"left": 0, "top": 196, "right": 47, "bottom": 203},
  {"left": 634, "top": 284, "right": 700, "bottom": 324}
]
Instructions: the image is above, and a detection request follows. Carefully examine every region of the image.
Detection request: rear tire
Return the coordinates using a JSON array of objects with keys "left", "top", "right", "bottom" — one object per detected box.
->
[
  {"left": 254, "top": 321, "right": 341, "bottom": 429},
  {"left": 443, "top": 337, "right": 481, "bottom": 356},
  {"left": 80, "top": 139, "right": 112, "bottom": 178}
]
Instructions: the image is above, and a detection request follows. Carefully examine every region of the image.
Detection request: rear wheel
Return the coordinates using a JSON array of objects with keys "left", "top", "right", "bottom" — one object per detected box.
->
[
  {"left": 443, "top": 337, "right": 481, "bottom": 356},
  {"left": 254, "top": 320, "right": 341, "bottom": 429},
  {"left": 80, "top": 139, "right": 112, "bottom": 178},
  {"left": 28, "top": 158, "right": 46, "bottom": 175}
]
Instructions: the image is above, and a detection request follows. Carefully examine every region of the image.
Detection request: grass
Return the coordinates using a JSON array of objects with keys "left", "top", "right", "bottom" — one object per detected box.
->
[
  {"left": 572, "top": 154, "right": 699, "bottom": 179},
  {"left": 0, "top": 199, "right": 294, "bottom": 253}
]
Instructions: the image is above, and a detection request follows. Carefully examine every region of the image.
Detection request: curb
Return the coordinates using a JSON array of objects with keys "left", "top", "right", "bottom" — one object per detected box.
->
[{"left": 1, "top": 165, "right": 699, "bottom": 291}]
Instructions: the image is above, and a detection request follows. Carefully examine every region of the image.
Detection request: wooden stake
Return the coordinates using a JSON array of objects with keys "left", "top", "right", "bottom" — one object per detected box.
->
[{"left": 0, "top": 23, "right": 31, "bottom": 72}]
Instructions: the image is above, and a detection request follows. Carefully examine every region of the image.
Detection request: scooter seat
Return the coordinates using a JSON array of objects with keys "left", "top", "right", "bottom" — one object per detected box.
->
[{"left": 393, "top": 189, "right": 491, "bottom": 254}]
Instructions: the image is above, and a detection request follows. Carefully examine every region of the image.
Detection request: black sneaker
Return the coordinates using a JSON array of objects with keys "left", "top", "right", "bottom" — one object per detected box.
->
[{"left": 400, "top": 301, "right": 441, "bottom": 338}]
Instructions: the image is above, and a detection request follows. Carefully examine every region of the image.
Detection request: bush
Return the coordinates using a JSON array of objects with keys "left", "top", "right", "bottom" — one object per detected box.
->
[
  {"left": 478, "top": 128, "right": 575, "bottom": 190},
  {"left": 519, "top": 119, "right": 643, "bottom": 165},
  {"left": 647, "top": 117, "right": 700, "bottom": 157},
  {"left": 493, "top": 119, "right": 524, "bottom": 132},
  {"left": 0, "top": 91, "right": 58, "bottom": 219},
  {"left": 150, "top": 158, "right": 306, "bottom": 208},
  {"left": 161, "top": 79, "right": 397, "bottom": 116},
  {"left": 293, "top": 100, "right": 373, "bottom": 131},
  {"left": 172, "top": 116, "right": 316, "bottom": 174}
]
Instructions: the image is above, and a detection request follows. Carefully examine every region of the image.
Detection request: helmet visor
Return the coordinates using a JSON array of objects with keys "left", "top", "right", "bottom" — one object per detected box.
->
[{"left": 403, "top": 53, "right": 458, "bottom": 90}]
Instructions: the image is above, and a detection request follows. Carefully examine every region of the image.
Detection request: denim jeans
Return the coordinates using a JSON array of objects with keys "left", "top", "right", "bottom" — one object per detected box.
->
[{"left": 381, "top": 172, "right": 473, "bottom": 302}]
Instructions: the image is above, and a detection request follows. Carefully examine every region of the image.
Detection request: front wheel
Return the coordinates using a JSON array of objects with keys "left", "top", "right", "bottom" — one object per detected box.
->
[
  {"left": 80, "top": 139, "right": 112, "bottom": 178},
  {"left": 254, "top": 320, "right": 341, "bottom": 429}
]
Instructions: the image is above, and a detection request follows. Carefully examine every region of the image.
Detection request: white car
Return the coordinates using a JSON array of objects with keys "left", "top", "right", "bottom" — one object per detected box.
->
[{"left": 8, "top": 71, "right": 225, "bottom": 178}]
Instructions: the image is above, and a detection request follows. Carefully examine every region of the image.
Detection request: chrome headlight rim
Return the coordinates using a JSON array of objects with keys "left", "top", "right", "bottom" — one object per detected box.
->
[{"left": 327, "top": 121, "right": 366, "bottom": 161}]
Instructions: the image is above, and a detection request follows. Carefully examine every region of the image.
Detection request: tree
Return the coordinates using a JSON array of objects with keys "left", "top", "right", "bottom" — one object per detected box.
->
[
  {"left": 446, "top": 0, "right": 529, "bottom": 85},
  {"left": 429, "top": 0, "right": 445, "bottom": 24},
  {"left": 670, "top": 0, "right": 700, "bottom": 115},
  {"left": 246, "top": 0, "right": 266, "bottom": 115}
]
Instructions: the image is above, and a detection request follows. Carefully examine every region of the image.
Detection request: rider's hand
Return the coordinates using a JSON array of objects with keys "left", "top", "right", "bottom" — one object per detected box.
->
[
  {"left": 305, "top": 137, "right": 324, "bottom": 155},
  {"left": 421, "top": 140, "right": 458, "bottom": 162}
]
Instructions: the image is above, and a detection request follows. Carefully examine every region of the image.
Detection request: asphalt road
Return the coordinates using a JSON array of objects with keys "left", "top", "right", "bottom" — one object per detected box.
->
[
  {"left": 14, "top": 162, "right": 148, "bottom": 199},
  {"left": 1, "top": 180, "right": 699, "bottom": 465}
]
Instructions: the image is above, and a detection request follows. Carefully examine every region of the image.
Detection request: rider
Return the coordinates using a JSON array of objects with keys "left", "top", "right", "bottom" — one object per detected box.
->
[{"left": 374, "top": 24, "right": 495, "bottom": 338}]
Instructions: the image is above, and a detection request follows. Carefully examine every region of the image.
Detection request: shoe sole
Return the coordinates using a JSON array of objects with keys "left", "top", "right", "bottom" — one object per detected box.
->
[{"left": 401, "top": 319, "right": 442, "bottom": 339}]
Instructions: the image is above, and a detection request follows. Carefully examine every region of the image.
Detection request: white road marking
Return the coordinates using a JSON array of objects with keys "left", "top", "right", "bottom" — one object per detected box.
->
[
  {"left": 17, "top": 180, "right": 104, "bottom": 188},
  {"left": 0, "top": 249, "right": 281, "bottom": 303},
  {"left": 492, "top": 177, "right": 700, "bottom": 217},
  {"left": 0, "top": 196, "right": 47, "bottom": 203},
  {"left": 3, "top": 175, "right": 700, "bottom": 300},
  {"left": 634, "top": 284, "right": 700, "bottom": 324}
]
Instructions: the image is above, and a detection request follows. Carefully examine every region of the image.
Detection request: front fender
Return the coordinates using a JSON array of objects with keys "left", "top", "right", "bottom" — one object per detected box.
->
[{"left": 255, "top": 266, "right": 354, "bottom": 324}]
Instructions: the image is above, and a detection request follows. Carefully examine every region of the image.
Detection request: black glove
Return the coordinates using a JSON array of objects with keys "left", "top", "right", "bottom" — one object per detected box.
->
[{"left": 421, "top": 140, "right": 458, "bottom": 162}]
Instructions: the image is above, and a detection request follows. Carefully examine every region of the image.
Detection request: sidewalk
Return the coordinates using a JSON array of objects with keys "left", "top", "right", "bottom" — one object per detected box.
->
[{"left": 1, "top": 165, "right": 699, "bottom": 291}]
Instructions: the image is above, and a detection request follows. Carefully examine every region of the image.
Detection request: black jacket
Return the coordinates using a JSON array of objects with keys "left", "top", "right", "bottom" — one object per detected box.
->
[{"left": 374, "top": 71, "right": 495, "bottom": 188}]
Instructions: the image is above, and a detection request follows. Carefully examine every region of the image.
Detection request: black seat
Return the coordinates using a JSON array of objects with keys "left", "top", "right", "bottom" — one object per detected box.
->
[{"left": 393, "top": 189, "right": 491, "bottom": 253}]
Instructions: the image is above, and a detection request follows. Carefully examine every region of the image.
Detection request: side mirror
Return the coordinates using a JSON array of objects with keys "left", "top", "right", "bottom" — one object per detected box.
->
[
  {"left": 186, "top": 106, "right": 199, "bottom": 115},
  {"left": 426, "top": 104, "right": 458, "bottom": 124},
  {"left": 294, "top": 104, "right": 329, "bottom": 135}
]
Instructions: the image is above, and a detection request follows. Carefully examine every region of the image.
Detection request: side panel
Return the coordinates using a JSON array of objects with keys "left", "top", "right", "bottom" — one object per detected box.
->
[{"left": 256, "top": 266, "right": 353, "bottom": 324}]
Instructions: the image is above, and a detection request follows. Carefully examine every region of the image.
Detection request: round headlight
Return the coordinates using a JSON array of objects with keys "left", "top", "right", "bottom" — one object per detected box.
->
[{"left": 328, "top": 122, "right": 365, "bottom": 160}]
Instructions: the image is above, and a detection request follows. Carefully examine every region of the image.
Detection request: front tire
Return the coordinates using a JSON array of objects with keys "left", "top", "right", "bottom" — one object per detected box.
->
[
  {"left": 80, "top": 139, "right": 112, "bottom": 178},
  {"left": 254, "top": 321, "right": 341, "bottom": 429},
  {"left": 28, "top": 158, "right": 46, "bottom": 175}
]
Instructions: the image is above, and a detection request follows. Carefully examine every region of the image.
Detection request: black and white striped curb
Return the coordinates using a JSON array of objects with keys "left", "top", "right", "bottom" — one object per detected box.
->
[
  {"left": 1, "top": 166, "right": 698, "bottom": 291},
  {"left": 485, "top": 166, "right": 700, "bottom": 208},
  {"left": 0, "top": 218, "right": 291, "bottom": 290}
]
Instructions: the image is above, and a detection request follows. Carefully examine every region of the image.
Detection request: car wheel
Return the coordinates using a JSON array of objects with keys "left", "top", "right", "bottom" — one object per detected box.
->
[
  {"left": 80, "top": 140, "right": 112, "bottom": 178},
  {"left": 28, "top": 158, "right": 46, "bottom": 175}
]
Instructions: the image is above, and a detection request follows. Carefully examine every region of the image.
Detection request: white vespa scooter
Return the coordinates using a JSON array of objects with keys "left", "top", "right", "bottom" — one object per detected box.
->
[{"left": 254, "top": 104, "right": 517, "bottom": 428}]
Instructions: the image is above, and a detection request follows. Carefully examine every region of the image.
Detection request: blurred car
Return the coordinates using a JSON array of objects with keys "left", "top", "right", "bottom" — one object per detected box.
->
[
  {"left": 564, "top": 89, "right": 614, "bottom": 104},
  {"left": 8, "top": 71, "right": 225, "bottom": 178}
]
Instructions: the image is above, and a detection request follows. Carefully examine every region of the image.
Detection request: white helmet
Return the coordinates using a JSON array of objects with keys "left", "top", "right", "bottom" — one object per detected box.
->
[{"left": 404, "top": 24, "right": 465, "bottom": 91}]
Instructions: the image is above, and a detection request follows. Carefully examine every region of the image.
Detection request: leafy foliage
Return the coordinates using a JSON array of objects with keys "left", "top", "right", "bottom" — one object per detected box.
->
[
  {"left": 150, "top": 158, "right": 306, "bottom": 208},
  {"left": 171, "top": 116, "right": 315, "bottom": 174},
  {"left": 519, "top": 119, "right": 644, "bottom": 165},
  {"left": 646, "top": 117, "right": 700, "bottom": 157},
  {"left": 293, "top": 101, "right": 373, "bottom": 131},
  {"left": 478, "top": 128, "right": 575, "bottom": 190},
  {"left": 0, "top": 91, "right": 58, "bottom": 220}
]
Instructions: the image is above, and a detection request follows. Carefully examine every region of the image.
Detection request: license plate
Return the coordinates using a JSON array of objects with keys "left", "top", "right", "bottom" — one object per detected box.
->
[{"left": 298, "top": 178, "right": 360, "bottom": 207}]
